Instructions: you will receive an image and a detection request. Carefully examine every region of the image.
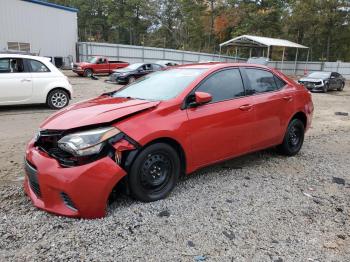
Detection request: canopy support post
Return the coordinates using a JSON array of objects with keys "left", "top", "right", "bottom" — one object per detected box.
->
[
  {"left": 294, "top": 48, "right": 299, "bottom": 75},
  {"left": 249, "top": 48, "right": 252, "bottom": 58},
  {"left": 304, "top": 49, "right": 310, "bottom": 75},
  {"left": 281, "top": 47, "right": 285, "bottom": 72},
  {"left": 262, "top": 48, "right": 265, "bottom": 57},
  {"left": 235, "top": 47, "right": 238, "bottom": 62},
  {"left": 267, "top": 46, "right": 270, "bottom": 60},
  {"left": 219, "top": 45, "right": 222, "bottom": 61}
]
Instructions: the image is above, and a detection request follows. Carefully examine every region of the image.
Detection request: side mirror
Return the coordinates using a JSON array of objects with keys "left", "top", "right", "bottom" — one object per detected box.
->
[{"left": 190, "top": 92, "right": 212, "bottom": 107}]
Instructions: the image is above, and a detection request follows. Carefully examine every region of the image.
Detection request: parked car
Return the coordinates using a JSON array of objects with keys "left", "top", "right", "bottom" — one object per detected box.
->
[
  {"left": 25, "top": 63, "right": 313, "bottom": 218},
  {"left": 0, "top": 54, "right": 72, "bottom": 109},
  {"left": 72, "top": 56, "right": 129, "bottom": 77},
  {"left": 155, "top": 60, "right": 179, "bottom": 67},
  {"left": 106, "top": 63, "right": 164, "bottom": 84},
  {"left": 298, "top": 71, "right": 345, "bottom": 92}
]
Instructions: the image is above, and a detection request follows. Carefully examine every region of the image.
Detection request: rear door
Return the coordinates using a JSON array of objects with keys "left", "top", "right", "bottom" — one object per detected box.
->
[
  {"left": 241, "top": 68, "right": 295, "bottom": 150},
  {"left": 185, "top": 68, "right": 255, "bottom": 168},
  {"left": 0, "top": 57, "right": 33, "bottom": 104}
]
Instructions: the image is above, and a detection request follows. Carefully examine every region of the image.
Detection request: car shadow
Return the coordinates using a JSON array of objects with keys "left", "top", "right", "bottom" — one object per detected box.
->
[
  {"left": 0, "top": 104, "right": 53, "bottom": 115},
  {"left": 108, "top": 147, "right": 284, "bottom": 213}
]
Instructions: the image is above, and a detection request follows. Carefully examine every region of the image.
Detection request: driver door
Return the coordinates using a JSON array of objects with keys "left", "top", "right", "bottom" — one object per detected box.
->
[
  {"left": 0, "top": 58, "right": 33, "bottom": 104},
  {"left": 185, "top": 68, "right": 255, "bottom": 168}
]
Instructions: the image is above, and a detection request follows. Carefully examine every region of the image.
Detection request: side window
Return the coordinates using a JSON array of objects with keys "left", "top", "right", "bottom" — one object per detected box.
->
[
  {"left": 152, "top": 64, "right": 162, "bottom": 71},
  {"left": 196, "top": 68, "right": 245, "bottom": 103},
  {"left": 28, "top": 59, "right": 50, "bottom": 73},
  {"left": 245, "top": 69, "right": 278, "bottom": 94},
  {"left": 274, "top": 76, "right": 286, "bottom": 89},
  {"left": 0, "top": 58, "right": 26, "bottom": 73},
  {"left": 0, "top": 58, "right": 10, "bottom": 73}
]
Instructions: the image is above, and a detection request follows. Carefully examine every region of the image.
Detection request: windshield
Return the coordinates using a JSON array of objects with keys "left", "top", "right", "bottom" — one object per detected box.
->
[
  {"left": 86, "top": 57, "right": 98, "bottom": 63},
  {"left": 307, "top": 72, "right": 331, "bottom": 78},
  {"left": 125, "top": 63, "right": 144, "bottom": 70},
  {"left": 113, "top": 68, "right": 206, "bottom": 101}
]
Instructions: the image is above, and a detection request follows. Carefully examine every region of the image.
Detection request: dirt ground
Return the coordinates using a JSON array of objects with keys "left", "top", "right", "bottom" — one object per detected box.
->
[{"left": 0, "top": 71, "right": 350, "bottom": 261}]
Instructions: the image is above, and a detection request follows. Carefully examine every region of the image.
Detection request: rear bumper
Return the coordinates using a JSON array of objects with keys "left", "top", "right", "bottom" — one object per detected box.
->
[{"left": 24, "top": 141, "right": 126, "bottom": 218}]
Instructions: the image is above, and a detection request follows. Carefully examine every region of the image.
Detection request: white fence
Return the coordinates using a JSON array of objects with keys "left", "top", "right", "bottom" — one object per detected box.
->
[
  {"left": 77, "top": 42, "right": 350, "bottom": 79},
  {"left": 77, "top": 42, "right": 245, "bottom": 64}
]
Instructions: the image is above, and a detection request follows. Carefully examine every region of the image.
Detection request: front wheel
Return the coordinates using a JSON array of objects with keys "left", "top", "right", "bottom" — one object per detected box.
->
[
  {"left": 278, "top": 119, "right": 305, "bottom": 156},
  {"left": 47, "top": 89, "right": 69, "bottom": 109},
  {"left": 128, "top": 76, "right": 136, "bottom": 84},
  {"left": 337, "top": 82, "right": 345, "bottom": 91},
  {"left": 323, "top": 83, "right": 329, "bottom": 93},
  {"left": 128, "top": 143, "right": 180, "bottom": 202},
  {"left": 83, "top": 69, "right": 93, "bottom": 77}
]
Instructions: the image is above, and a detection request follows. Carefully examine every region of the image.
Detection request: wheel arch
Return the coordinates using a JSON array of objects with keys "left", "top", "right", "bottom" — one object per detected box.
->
[
  {"left": 124, "top": 136, "right": 187, "bottom": 177},
  {"left": 290, "top": 111, "right": 307, "bottom": 129},
  {"left": 46, "top": 87, "right": 71, "bottom": 102}
]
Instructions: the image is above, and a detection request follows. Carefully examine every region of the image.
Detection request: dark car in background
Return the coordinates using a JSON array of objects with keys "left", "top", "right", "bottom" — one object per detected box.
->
[
  {"left": 298, "top": 72, "right": 345, "bottom": 92},
  {"left": 106, "top": 63, "right": 164, "bottom": 84}
]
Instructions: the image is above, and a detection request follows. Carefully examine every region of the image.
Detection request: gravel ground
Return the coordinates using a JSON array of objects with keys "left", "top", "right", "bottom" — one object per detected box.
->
[{"left": 0, "top": 73, "right": 349, "bottom": 261}]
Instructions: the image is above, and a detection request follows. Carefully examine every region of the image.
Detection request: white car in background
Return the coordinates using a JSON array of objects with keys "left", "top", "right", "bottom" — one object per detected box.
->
[{"left": 0, "top": 54, "right": 73, "bottom": 109}]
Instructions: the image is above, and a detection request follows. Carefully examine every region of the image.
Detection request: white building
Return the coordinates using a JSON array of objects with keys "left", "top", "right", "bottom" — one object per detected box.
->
[{"left": 0, "top": 0, "right": 78, "bottom": 67}]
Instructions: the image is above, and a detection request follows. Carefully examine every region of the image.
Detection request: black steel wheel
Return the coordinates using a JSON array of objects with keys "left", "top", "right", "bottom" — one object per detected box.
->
[
  {"left": 278, "top": 118, "right": 305, "bottom": 156},
  {"left": 129, "top": 143, "right": 180, "bottom": 202}
]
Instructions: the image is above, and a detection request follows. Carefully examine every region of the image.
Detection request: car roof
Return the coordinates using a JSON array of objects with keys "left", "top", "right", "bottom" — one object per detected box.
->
[
  {"left": 174, "top": 62, "right": 270, "bottom": 70},
  {"left": 0, "top": 53, "right": 50, "bottom": 62}
]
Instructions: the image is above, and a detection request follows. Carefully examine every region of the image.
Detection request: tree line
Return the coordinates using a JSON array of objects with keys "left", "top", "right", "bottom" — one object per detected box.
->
[{"left": 49, "top": 0, "right": 350, "bottom": 61}]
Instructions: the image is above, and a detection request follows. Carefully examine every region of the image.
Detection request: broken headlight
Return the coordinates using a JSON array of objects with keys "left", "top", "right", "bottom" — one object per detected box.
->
[{"left": 58, "top": 127, "right": 120, "bottom": 157}]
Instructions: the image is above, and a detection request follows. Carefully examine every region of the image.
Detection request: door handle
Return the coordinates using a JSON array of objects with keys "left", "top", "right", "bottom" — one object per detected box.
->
[
  {"left": 283, "top": 95, "right": 293, "bottom": 101},
  {"left": 21, "top": 79, "right": 31, "bottom": 82},
  {"left": 239, "top": 104, "right": 253, "bottom": 111}
]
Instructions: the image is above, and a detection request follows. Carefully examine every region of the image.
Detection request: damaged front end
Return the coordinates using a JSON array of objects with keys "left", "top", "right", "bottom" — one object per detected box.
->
[{"left": 24, "top": 126, "right": 140, "bottom": 218}]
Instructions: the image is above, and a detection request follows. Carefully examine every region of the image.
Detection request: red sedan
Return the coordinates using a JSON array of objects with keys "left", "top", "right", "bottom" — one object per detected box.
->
[{"left": 24, "top": 63, "right": 314, "bottom": 218}]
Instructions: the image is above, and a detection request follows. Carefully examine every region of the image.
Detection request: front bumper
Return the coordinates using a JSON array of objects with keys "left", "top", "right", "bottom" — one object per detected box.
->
[
  {"left": 72, "top": 69, "right": 84, "bottom": 75},
  {"left": 24, "top": 141, "right": 126, "bottom": 219},
  {"left": 301, "top": 82, "right": 325, "bottom": 91}
]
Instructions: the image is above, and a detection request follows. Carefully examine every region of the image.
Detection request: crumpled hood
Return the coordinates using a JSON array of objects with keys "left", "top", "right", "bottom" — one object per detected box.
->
[
  {"left": 40, "top": 96, "right": 159, "bottom": 130},
  {"left": 299, "top": 77, "right": 324, "bottom": 82}
]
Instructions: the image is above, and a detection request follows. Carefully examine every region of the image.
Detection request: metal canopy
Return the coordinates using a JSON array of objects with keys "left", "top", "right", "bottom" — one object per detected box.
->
[
  {"left": 218, "top": 35, "right": 309, "bottom": 75},
  {"left": 219, "top": 35, "right": 308, "bottom": 49}
]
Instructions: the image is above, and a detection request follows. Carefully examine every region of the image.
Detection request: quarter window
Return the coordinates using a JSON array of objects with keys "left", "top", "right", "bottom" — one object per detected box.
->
[
  {"left": 274, "top": 76, "right": 286, "bottom": 89},
  {"left": 196, "top": 69, "right": 245, "bottom": 103},
  {"left": 245, "top": 69, "right": 278, "bottom": 94},
  {"left": 28, "top": 59, "right": 50, "bottom": 73}
]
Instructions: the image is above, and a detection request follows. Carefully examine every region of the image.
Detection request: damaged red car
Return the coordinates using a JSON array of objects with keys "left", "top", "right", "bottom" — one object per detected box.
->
[{"left": 24, "top": 63, "right": 313, "bottom": 218}]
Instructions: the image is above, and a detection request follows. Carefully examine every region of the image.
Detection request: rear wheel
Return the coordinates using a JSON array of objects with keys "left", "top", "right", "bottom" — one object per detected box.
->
[
  {"left": 83, "top": 69, "right": 93, "bottom": 77},
  {"left": 278, "top": 119, "right": 305, "bottom": 156},
  {"left": 337, "top": 82, "right": 345, "bottom": 91},
  {"left": 47, "top": 89, "right": 69, "bottom": 109},
  {"left": 128, "top": 143, "right": 180, "bottom": 202}
]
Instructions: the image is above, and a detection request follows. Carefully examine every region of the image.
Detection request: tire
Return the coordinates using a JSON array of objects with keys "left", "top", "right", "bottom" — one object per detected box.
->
[
  {"left": 128, "top": 76, "right": 136, "bottom": 84},
  {"left": 337, "top": 82, "right": 345, "bottom": 91},
  {"left": 47, "top": 89, "right": 69, "bottom": 109},
  {"left": 323, "top": 83, "right": 329, "bottom": 93},
  {"left": 128, "top": 143, "right": 180, "bottom": 202},
  {"left": 278, "top": 119, "right": 305, "bottom": 156},
  {"left": 83, "top": 69, "right": 93, "bottom": 77}
]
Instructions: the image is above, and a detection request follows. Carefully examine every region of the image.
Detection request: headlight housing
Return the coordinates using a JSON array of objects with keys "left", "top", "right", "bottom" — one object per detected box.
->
[{"left": 58, "top": 127, "right": 120, "bottom": 157}]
